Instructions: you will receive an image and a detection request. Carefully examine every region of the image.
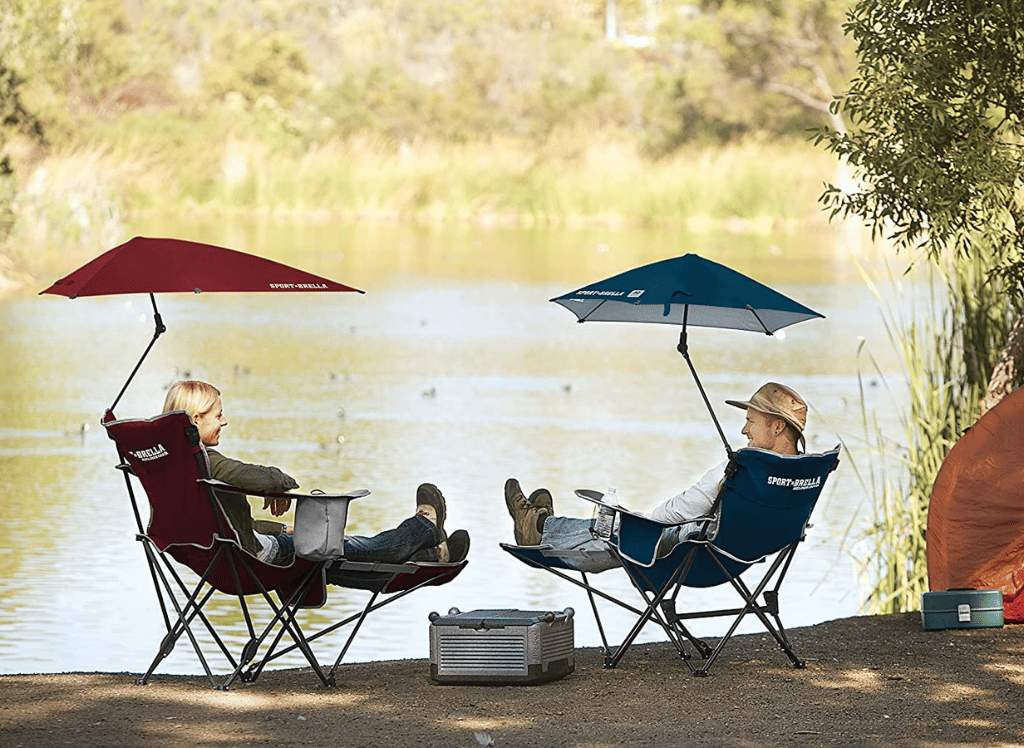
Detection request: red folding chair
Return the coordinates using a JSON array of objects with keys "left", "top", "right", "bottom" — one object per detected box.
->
[{"left": 104, "top": 409, "right": 467, "bottom": 689}]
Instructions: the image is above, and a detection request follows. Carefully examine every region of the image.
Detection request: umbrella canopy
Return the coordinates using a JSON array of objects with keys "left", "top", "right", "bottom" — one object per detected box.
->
[
  {"left": 551, "top": 253, "right": 824, "bottom": 455},
  {"left": 551, "top": 253, "right": 823, "bottom": 333},
  {"left": 41, "top": 236, "right": 360, "bottom": 297},
  {"left": 41, "top": 236, "right": 364, "bottom": 414}
]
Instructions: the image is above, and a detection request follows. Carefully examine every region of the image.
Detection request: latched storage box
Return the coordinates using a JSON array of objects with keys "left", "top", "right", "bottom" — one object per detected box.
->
[
  {"left": 429, "top": 608, "right": 575, "bottom": 685},
  {"left": 921, "top": 589, "right": 1004, "bottom": 630}
]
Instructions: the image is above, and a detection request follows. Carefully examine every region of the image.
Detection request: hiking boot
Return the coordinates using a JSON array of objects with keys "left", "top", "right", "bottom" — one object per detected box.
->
[
  {"left": 444, "top": 529, "right": 471, "bottom": 563},
  {"left": 528, "top": 487, "right": 554, "bottom": 515},
  {"left": 416, "top": 483, "right": 446, "bottom": 534},
  {"left": 504, "top": 478, "right": 529, "bottom": 544},
  {"left": 527, "top": 488, "right": 553, "bottom": 543},
  {"left": 504, "top": 478, "right": 549, "bottom": 546}
]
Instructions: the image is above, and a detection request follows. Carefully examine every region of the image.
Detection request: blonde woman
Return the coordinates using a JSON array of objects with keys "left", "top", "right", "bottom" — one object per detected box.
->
[{"left": 163, "top": 380, "right": 469, "bottom": 569}]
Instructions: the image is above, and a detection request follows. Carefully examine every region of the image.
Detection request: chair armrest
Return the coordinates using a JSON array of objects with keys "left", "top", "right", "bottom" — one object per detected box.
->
[
  {"left": 574, "top": 488, "right": 705, "bottom": 528},
  {"left": 577, "top": 488, "right": 699, "bottom": 567},
  {"left": 198, "top": 477, "right": 370, "bottom": 502},
  {"left": 574, "top": 488, "right": 639, "bottom": 519}
]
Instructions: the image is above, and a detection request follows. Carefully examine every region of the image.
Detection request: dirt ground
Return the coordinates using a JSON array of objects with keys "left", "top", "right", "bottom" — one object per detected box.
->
[{"left": 2, "top": 612, "right": 1022, "bottom": 748}]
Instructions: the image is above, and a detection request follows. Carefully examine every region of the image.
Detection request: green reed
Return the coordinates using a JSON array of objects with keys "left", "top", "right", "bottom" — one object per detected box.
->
[{"left": 850, "top": 252, "right": 1022, "bottom": 614}]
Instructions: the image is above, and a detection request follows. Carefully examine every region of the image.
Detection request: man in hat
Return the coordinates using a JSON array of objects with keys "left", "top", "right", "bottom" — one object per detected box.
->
[{"left": 503, "top": 382, "right": 809, "bottom": 572}]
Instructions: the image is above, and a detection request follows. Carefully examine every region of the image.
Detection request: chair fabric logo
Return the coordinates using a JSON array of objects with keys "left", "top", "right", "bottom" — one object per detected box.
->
[
  {"left": 766, "top": 476, "right": 821, "bottom": 491},
  {"left": 129, "top": 444, "right": 169, "bottom": 462}
]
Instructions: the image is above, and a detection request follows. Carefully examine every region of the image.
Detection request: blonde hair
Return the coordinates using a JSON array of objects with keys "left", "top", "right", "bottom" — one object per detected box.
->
[{"left": 163, "top": 380, "right": 221, "bottom": 419}]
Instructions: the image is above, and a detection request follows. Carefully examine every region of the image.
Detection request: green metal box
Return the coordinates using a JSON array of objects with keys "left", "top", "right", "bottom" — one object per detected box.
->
[{"left": 921, "top": 589, "right": 1004, "bottom": 630}]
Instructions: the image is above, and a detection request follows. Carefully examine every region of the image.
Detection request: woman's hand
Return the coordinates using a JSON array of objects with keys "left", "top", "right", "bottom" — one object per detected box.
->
[{"left": 263, "top": 496, "right": 292, "bottom": 516}]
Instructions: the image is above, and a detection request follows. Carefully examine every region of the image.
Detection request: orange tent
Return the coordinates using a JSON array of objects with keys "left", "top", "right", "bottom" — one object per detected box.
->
[{"left": 927, "top": 385, "right": 1024, "bottom": 621}]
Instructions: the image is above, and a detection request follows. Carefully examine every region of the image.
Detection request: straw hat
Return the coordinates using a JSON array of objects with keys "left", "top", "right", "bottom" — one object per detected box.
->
[{"left": 725, "top": 382, "right": 807, "bottom": 450}]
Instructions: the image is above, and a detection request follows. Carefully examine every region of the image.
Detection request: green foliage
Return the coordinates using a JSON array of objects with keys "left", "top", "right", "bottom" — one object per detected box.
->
[
  {"left": 0, "top": 0, "right": 857, "bottom": 244},
  {"left": 819, "top": 0, "right": 1024, "bottom": 289},
  {"left": 3, "top": 0, "right": 860, "bottom": 157},
  {"left": 691, "top": 0, "right": 854, "bottom": 131},
  {"left": 854, "top": 252, "right": 1024, "bottom": 613},
  {"left": 204, "top": 29, "right": 315, "bottom": 107},
  {"left": 0, "top": 63, "right": 46, "bottom": 243},
  {"left": 818, "top": 0, "right": 1024, "bottom": 612}
]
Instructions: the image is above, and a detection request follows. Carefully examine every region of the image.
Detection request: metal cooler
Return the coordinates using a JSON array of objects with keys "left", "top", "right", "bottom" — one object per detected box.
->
[
  {"left": 921, "top": 589, "right": 1004, "bottom": 630},
  {"left": 429, "top": 608, "right": 575, "bottom": 685}
]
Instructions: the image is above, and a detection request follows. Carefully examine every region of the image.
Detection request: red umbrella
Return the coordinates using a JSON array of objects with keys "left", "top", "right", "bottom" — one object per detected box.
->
[{"left": 41, "top": 236, "right": 364, "bottom": 413}]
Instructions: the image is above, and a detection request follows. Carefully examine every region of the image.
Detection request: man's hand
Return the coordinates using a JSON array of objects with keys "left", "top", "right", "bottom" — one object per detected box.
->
[{"left": 263, "top": 496, "right": 292, "bottom": 516}]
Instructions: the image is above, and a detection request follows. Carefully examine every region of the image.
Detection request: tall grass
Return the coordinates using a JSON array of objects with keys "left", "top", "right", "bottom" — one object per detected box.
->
[
  {"left": 11, "top": 130, "right": 838, "bottom": 234},
  {"left": 208, "top": 135, "right": 835, "bottom": 227},
  {"left": 851, "top": 252, "right": 1023, "bottom": 614}
]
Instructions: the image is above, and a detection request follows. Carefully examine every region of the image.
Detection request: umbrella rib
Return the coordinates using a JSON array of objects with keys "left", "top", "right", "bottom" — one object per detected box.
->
[
  {"left": 578, "top": 298, "right": 608, "bottom": 323},
  {"left": 746, "top": 305, "right": 772, "bottom": 335}
]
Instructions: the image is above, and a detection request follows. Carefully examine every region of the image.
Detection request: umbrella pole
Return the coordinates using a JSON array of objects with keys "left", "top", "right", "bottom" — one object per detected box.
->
[
  {"left": 676, "top": 322, "right": 733, "bottom": 458},
  {"left": 109, "top": 293, "right": 166, "bottom": 414}
]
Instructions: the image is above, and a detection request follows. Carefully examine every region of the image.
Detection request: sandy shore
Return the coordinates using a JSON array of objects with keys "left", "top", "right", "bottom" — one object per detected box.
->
[{"left": 2, "top": 613, "right": 1022, "bottom": 748}]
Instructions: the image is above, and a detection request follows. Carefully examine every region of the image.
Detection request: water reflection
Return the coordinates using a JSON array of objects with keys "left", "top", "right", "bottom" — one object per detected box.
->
[{"left": 0, "top": 221, "right": 910, "bottom": 674}]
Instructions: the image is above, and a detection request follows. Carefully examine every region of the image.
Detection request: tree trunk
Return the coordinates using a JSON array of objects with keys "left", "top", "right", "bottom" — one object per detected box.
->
[{"left": 981, "top": 314, "right": 1024, "bottom": 416}]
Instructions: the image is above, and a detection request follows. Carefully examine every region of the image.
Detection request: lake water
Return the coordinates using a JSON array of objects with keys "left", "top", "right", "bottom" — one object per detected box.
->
[{"left": 0, "top": 219, "right": 911, "bottom": 675}]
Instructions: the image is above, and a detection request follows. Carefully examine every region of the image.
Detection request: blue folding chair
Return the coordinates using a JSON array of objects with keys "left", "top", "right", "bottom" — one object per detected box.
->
[{"left": 502, "top": 446, "right": 840, "bottom": 676}]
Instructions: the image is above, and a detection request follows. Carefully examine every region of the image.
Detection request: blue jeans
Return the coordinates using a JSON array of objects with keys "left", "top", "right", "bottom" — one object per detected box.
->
[
  {"left": 344, "top": 514, "right": 441, "bottom": 563},
  {"left": 539, "top": 515, "right": 691, "bottom": 573},
  {"left": 271, "top": 514, "right": 439, "bottom": 567},
  {"left": 539, "top": 516, "right": 619, "bottom": 573},
  {"left": 324, "top": 514, "right": 441, "bottom": 589}
]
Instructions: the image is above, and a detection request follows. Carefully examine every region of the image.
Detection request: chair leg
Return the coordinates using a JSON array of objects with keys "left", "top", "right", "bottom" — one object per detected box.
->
[
  {"left": 659, "top": 599, "right": 713, "bottom": 661},
  {"left": 603, "top": 553, "right": 705, "bottom": 670},
  {"left": 138, "top": 552, "right": 232, "bottom": 688},
  {"left": 606, "top": 561, "right": 693, "bottom": 670},
  {"left": 692, "top": 546, "right": 802, "bottom": 675},
  {"left": 579, "top": 572, "right": 613, "bottom": 661},
  {"left": 326, "top": 589, "right": 382, "bottom": 684},
  {"left": 219, "top": 558, "right": 333, "bottom": 689}
]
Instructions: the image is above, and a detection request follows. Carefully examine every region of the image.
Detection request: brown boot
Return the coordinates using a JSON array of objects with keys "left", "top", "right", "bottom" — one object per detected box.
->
[
  {"left": 504, "top": 478, "right": 551, "bottom": 546},
  {"left": 441, "top": 529, "right": 471, "bottom": 563},
  {"left": 415, "top": 483, "right": 446, "bottom": 536}
]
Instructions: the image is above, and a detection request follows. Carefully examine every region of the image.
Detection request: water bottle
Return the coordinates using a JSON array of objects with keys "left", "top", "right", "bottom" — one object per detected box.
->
[{"left": 593, "top": 487, "right": 617, "bottom": 539}]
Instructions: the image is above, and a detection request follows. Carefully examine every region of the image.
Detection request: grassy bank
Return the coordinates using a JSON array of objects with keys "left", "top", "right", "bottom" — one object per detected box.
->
[{"left": 8, "top": 132, "right": 838, "bottom": 257}]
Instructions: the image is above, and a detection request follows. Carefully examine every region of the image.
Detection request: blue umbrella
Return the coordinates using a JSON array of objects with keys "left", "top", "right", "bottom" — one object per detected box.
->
[{"left": 551, "top": 253, "right": 824, "bottom": 455}]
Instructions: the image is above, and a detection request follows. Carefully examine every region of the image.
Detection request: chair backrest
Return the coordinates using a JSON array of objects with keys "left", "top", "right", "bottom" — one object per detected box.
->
[
  {"left": 714, "top": 446, "right": 841, "bottom": 559},
  {"left": 104, "top": 410, "right": 326, "bottom": 604},
  {"left": 105, "top": 410, "right": 236, "bottom": 551},
  {"left": 637, "top": 446, "right": 840, "bottom": 590}
]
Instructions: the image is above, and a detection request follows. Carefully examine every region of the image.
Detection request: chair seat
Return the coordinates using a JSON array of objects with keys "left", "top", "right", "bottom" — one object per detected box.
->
[
  {"left": 326, "top": 558, "right": 467, "bottom": 593},
  {"left": 500, "top": 543, "right": 617, "bottom": 572}
]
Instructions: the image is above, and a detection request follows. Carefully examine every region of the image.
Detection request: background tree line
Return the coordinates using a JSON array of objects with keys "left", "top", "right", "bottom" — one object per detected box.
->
[{"left": 1, "top": 0, "right": 851, "bottom": 167}]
